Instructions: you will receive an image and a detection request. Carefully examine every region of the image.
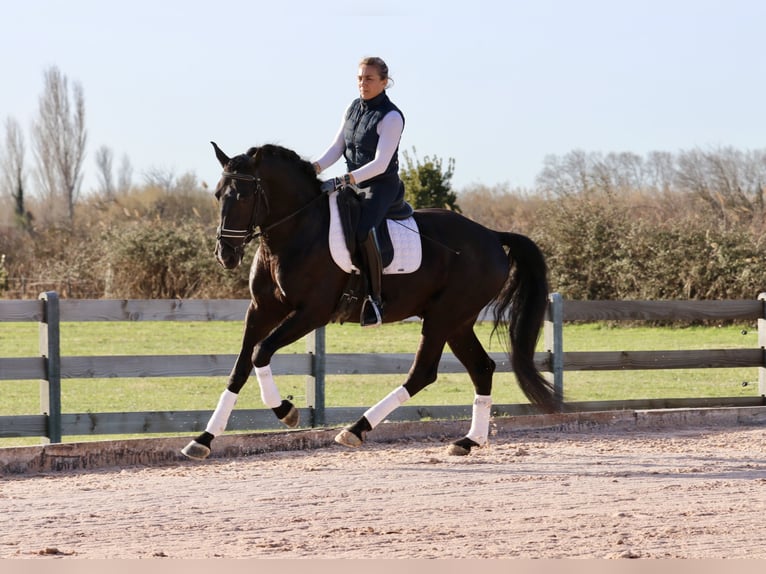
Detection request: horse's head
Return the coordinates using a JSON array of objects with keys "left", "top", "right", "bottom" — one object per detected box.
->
[{"left": 211, "top": 141, "right": 264, "bottom": 269}]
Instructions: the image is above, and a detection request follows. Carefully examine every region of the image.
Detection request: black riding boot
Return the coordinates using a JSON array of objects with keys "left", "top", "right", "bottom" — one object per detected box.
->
[{"left": 359, "top": 229, "right": 383, "bottom": 328}]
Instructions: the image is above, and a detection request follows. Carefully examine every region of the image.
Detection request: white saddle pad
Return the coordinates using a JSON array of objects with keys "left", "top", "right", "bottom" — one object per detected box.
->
[{"left": 328, "top": 191, "right": 422, "bottom": 275}]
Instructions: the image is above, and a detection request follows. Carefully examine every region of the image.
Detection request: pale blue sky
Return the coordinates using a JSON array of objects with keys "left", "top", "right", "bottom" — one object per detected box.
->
[{"left": 1, "top": 0, "right": 764, "bottom": 193}]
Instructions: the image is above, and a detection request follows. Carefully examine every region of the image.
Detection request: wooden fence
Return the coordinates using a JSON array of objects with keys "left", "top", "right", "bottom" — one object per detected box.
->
[{"left": 1, "top": 292, "right": 765, "bottom": 444}]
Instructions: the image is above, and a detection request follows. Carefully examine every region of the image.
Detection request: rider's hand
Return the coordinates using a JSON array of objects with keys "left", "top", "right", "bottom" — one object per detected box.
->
[{"left": 320, "top": 175, "right": 351, "bottom": 194}]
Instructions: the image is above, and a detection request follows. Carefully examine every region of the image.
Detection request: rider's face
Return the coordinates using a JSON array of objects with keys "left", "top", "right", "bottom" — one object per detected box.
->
[{"left": 357, "top": 65, "right": 387, "bottom": 101}]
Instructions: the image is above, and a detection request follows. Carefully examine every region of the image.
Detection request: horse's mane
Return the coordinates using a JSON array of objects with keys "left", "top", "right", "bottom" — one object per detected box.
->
[{"left": 244, "top": 144, "right": 319, "bottom": 184}]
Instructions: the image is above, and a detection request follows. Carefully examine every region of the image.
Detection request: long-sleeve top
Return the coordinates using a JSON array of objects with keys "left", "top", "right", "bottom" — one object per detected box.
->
[{"left": 313, "top": 102, "right": 404, "bottom": 184}]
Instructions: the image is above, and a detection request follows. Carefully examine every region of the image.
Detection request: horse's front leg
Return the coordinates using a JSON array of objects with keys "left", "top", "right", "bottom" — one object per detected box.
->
[
  {"left": 181, "top": 301, "right": 284, "bottom": 460},
  {"left": 248, "top": 308, "right": 327, "bottom": 423}
]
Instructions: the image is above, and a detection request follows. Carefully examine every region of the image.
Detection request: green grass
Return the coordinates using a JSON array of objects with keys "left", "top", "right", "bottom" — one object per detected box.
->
[{"left": 1, "top": 319, "right": 761, "bottom": 446}]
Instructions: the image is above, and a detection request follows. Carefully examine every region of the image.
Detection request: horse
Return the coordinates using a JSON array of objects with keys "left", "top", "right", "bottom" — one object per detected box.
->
[{"left": 181, "top": 142, "right": 561, "bottom": 460}]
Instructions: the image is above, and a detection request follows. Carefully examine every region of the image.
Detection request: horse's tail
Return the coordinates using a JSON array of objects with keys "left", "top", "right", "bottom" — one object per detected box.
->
[{"left": 492, "top": 231, "right": 561, "bottom": 413}]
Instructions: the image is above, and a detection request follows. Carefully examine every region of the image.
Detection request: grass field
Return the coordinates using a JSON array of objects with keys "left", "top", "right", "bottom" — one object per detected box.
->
[{"left": 1, "top": 319, "right": 761, "bottom": 446}]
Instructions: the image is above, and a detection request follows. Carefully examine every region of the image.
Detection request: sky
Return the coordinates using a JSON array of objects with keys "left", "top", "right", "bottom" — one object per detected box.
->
[{"left": 1, "top": 0, "right": 764, "bottom": 194}]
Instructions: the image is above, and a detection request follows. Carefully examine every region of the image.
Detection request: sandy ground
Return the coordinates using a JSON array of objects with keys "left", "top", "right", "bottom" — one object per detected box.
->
[{"left": 1, "top": 425, "right": 765, "bottom": 559}]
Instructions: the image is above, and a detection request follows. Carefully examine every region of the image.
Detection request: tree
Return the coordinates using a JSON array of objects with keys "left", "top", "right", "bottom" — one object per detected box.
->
[
  {"left": 32, "top": 66, "right": 87, "bottom": 222},
  {"left": 95, "top": 145, "right": 115, "bottom": 199},
  {"left": 117, "top": 153, "right": 133, "bottom": 195},
  {"left": 0, "top": 117, "right": 31, "bottom": 229},
  {"left": 91, "top": 146, "right": 133, "bottom": 218},
  {"left": 537, "top": 150, "right": 654, "bottom": 197},
  {"left": 143, "top": 166, "right": 176, "bottom": 193},
  {"left": 645, "top": 151, "right": 675, "bottom": 193},
  {"left": 399, "top": 148, "right": 460, "bottom": 211},
  {"left": 536, "top": 150, "right": 593, "bottom": 197},
  {"left": 674, "top": 146, "right": 766, "bottom": 225}
]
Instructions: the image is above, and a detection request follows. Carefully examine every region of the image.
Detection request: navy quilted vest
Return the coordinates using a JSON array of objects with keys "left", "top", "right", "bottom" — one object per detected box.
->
[{"left": 343, "top": 91, "right": 404, "bottom": 185}]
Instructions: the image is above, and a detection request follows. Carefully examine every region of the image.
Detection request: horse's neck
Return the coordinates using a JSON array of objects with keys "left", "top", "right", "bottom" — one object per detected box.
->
[{"left": 261, "top": 190, "right": 328, "bottom": 248}]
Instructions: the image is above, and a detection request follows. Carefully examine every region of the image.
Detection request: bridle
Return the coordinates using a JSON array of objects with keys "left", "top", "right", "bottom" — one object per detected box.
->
[
  {"left": 216, "top": 169, "right": 326, "bottom": 252},
  {"left": 216, "top": 171, "right": 264, "bottom": 255}
]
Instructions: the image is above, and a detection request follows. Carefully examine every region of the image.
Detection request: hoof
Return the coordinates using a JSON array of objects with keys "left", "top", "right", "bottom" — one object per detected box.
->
[
  {"left": 334, "top": 428, "right": 363, "bottom": 448},
  {"left": 280, "top": 405, "right": 300, "bottom": 428},
  {"left": 447, "top": 437, "right": 480, "bottom": 456},
  {"left": 181, "top": 440, "right": 211, "bottom": 460}
]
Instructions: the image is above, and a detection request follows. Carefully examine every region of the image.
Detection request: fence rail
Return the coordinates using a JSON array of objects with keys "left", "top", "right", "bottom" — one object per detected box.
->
[{"left": 1, "top": 292, "right": 765, "bottom": 444}]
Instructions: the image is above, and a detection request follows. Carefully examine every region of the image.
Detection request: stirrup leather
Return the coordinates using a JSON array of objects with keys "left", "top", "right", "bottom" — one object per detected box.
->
[{"left": 359, "top": 229, "right": 383, "bottom": 328}]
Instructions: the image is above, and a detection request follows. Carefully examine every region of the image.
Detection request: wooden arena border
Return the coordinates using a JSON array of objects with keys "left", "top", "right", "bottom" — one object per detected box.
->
[
  {"left": 1, "top": 292, "right": 765, "bottom": 445},
  {"left": 2, "top": 406, "right": 766, "bottom": 475}
]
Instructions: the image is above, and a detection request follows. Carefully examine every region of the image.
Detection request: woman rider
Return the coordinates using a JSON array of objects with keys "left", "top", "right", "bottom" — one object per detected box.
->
[{"left": 313, "top": 56, "right": 405, "bottom": 328}]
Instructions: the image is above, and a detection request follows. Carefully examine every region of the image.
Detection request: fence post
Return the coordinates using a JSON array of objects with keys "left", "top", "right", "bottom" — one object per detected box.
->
[
  {"left": 305, "top": 326, "right": 326, "bottom": 427},
  {"left": 544, "top": 292, "right": 564, "bottom": 401},
  {"left": 758, "top": 293, "right": 766, "bottom": 398},
  {"left": 39, "top": 291, "right": 62, "bottom": 443}
]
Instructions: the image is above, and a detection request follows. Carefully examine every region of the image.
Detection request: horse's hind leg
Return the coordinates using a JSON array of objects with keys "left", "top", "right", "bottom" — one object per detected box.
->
[
  {"left": 445, "top": 325, "right": 496, "bottom": 456},
  {"left": 335, "top": 332, "right": 446, "bottom": 448}
]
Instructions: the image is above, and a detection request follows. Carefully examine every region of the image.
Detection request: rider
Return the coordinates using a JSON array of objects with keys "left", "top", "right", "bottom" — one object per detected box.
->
[{"left": 313, "top": 56, "right": 406, "bottom": 328}]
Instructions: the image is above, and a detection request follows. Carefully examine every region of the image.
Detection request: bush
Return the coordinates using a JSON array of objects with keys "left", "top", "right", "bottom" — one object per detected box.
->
[
  {"left": 0, "top": 216, "right": 252, "bottom": 300},
  {"left": 3, "top": 163, "right": 766, "bottom": 304},
  {"left": 535, "top": 193, "right": 766, "bottom": 301},
  {"left": 104, "top": 221, "right": 249, "bottom": 299},
  {"left": 0, "top": 222, "right": 107, "bottom": 298}
]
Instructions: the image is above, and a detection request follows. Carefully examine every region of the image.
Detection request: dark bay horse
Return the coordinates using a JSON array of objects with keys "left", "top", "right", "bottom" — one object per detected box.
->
[{"left": 181, "top": 142, "right": 560, "bottom": 460}]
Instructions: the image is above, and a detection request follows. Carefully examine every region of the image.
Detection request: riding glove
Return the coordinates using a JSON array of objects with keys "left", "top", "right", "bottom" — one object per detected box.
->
[{"left": 320, "top": 174, "right": 351, "bottom": 194}]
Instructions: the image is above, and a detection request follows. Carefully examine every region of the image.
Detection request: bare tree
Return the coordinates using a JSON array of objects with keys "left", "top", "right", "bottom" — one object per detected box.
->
[
  {"left": 674, "top": 146, "right": 766, "bottom": 225},
  {"left": 95, "top": 145, "right": 115, "bottom": 199},
  {"left": 31, "top": 66, "right": 87, "bottom": 222},
  {"left": 645, "top": 151, "right": 675, "bottom": 193},
  {"left": 600, "top": 152, "right": 647, "bottom": 191},
  {"left": 143, "top": 167, "right": 176, "bottom": 193},
  {"left": 0, "top": 117, "right": 30, "bottom": 229},
  {"left": 117, "top": 153, "right": 133, "bottom": 195},
  {"left": 536, "top": 150, "right": 597, "bottom": 197}
]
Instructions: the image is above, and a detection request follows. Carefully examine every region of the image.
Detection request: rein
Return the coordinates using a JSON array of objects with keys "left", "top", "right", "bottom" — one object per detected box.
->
[{"left": 251, "top": 193, "right": 325, "bottom": 239}]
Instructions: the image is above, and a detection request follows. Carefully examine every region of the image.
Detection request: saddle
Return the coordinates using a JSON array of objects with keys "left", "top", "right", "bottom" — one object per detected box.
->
[
  {"left": 335, "top": 185, "right": 414, "bottom": 268},
  {"left": 331, "top": 185, "right": 419, "bottom": 323}
]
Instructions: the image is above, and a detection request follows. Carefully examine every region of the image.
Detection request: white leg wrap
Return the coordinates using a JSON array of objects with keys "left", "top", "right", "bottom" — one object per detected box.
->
[
  {"left": 466, "top": 394, "right": 492, "bottom": 445},
  {"left": 364, "top": 386, "right": 410, "bottom": 428},
  {"left": 205, "top": 389, "right": 239, "bottom": 437},
  {"left": 255, "top": 365, "right": 283, "bottom": 408}
]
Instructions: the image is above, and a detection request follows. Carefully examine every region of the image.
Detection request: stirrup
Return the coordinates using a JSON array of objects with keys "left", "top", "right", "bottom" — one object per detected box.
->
[{"left": 360, "top": 296, "right": 382, "bottom": 328}]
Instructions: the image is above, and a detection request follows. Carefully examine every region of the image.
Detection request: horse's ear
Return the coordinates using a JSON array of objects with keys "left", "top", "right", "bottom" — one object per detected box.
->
[
  {"left": 211, "top": 141, "right": 230, "bottom": 167},
  {"left": 246, "top": 146, "right": 262, "bottom": 168}
]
